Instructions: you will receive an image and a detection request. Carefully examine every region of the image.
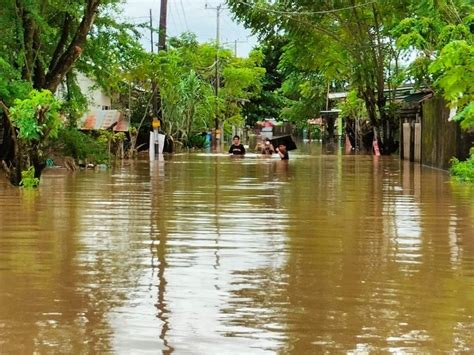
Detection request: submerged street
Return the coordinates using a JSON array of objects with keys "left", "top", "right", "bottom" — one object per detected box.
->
[{"left": 0, "top": 147, "right": 473, "bottom": 353}]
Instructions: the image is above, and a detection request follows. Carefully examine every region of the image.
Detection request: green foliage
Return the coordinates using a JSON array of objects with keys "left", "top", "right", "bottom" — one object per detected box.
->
[
  {"left": 393, "top": 16, "right": 442, "bottom": 52},
  {"left": 405, "top": 56, "right": 433, "bottom": 88},
  {"left": 450, "top": 150, "right": 474, "bottom": 183},
  {"left": 241, "top": 37, "right": 287, "bottom": 125},
  {"left": 338, "top": 91, "right": 367, "bottom": 120},
  {"left": 453, "top": 102, "right": 474, "bottom": 130},
  {"left": 0, "top": 0, "right": 123, "bottom": 99},
  {"left": 60, "top": 73, "right": 89, "bottom": 126},
  {"left": 228, "top": 0, "right": 410, "bottom": 139},
  {"left": 389, "top": 0, "right": 474, "bottom": 162},
  {"left": 280, "top": 71, "right": 326, "bottom": 127},
  {"left": 79, "top": 17, "right": 148, "bottom": 95},
  {"left": 135, "top": 33, "right": 266, "bottom": 144},
  {"left": 429, "top": 40, "right": 474, "bottom": 128},
  {"left": 186, "top": 134, "right": 209, "bottom": 149},
  {"left": 393, "top": 0, "right": 473, "bottom": 89},
  {"left": 52, "top": 128, "right": 109, "bottom": 164},
  {"left": 20, "top": 167, "right": 40, "bottom": 188},
  {"left": 10, "top": 90, "right": 63, "bottom": 141},
  {"left": 0, "top": 59, "right": 32, "bottom": 106}
]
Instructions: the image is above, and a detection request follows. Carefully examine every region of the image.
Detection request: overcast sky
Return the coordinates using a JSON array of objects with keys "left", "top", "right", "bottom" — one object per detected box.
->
[{"left": 120, "top": 0, "right": 259, "bottom": 56}]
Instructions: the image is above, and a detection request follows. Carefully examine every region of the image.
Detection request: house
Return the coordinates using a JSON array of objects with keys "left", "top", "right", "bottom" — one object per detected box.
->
[{"left": 60, "top": 73, "right": 130, "bottom": 132}]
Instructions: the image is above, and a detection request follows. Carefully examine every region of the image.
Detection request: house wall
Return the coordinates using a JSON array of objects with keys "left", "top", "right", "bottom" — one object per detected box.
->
[{"left": 76, "top": 73, "right": 111, "bottom": 110}]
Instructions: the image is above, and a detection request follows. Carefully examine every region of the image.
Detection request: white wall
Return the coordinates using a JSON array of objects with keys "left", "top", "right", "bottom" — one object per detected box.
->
[{"left": 76, "top": 73, "right": 111, "bottom": 110}]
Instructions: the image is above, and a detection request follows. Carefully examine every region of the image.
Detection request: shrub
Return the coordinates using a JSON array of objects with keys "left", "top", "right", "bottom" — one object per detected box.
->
[
  {"left": 186, "top": 134, "right": 209, "bottom": 149},
  {"left": 20, "top": 167, "right": 40, "bottom": 188},
  {"left": 450, "top": 149, "right": 474, "bottom": 183},
  {"left": 52, "top": 128, "right": 109, "bottom": 164}
]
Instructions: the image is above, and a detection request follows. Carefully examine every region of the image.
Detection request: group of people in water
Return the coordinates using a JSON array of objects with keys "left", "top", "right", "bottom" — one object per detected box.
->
[{"left": 228, "top": 135, "right": 289, "bottom": 160}]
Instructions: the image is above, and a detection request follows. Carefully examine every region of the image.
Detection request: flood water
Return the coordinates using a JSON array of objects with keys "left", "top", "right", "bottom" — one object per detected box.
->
[{"left": 0, "top": 145, "right": 473, "bottom": 353}]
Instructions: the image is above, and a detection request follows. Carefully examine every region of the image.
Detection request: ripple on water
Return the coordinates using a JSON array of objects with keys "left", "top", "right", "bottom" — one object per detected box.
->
[{"left": 0, "top": 155, "right": 473, "bottom": 353}]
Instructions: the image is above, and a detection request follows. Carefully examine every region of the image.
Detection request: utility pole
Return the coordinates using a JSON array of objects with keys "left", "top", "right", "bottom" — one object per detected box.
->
[
  {"left": 158, "top": 0, "right": 168, "bottom": 51},
  {"left": 149, "top": 9, "right": 159, "bottom": 159},
  {"left": 222, "top": 39, "right": 247, "bottom": 57},
  {"left": 233, "top": 39, "right": 247, "bottom": 57},
  {"left": 150, "top": 1, "right": 168, "bottom": 158},
  {"left": 150, "top": 9, "right": 158, "bottom": 117},
  {"left": 149, "top": 9, "right": 154, "bottom": 54},
  {"left": 150, "top": 9, "right": 159, "bottom": 119},
  {"left": 206, "top": 3, "right": 226, "bottom": 149}
]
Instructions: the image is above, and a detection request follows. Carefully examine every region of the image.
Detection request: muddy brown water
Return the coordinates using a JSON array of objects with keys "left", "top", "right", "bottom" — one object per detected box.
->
[{"left": 0, "top": 147, "right": 473, "bottom": 353}]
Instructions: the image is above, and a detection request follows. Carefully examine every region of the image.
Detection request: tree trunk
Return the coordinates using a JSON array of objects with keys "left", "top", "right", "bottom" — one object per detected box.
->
[
  {"left": 44, "top": 0, "right": 101, "bottom": 92},
  {"left": 18, "top": 2, "right": 35, "bottom": 82},
  {"left": 376, "top": 97, "right": 396, "bottom": 155}
]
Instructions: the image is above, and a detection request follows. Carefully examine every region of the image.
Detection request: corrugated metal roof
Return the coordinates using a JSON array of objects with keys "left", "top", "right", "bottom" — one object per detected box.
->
[
  {"left": 328, "top": 92, "right": 348, "bottom": 99},
  {"left": 402, "top": 91, "right": 433, "bottom": 103}
]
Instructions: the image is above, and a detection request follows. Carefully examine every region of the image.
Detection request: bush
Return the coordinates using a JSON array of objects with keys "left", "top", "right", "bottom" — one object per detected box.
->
[
  {"left": 52, "top": 128, "right": 109, "bottom": 164},
  {"left": 186, "top": 134, "right": 209, "bottom": 149},
  {"left": 20, "top": 167, "right": 40, "bottom": 188},
  {"left": 450, "top": 150, "right": 474, "bottom": 183}
]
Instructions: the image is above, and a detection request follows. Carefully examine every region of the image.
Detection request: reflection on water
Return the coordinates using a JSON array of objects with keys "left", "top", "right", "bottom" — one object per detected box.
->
[{"left": 0, "top": 148, "right": 473, "bottom": 353}]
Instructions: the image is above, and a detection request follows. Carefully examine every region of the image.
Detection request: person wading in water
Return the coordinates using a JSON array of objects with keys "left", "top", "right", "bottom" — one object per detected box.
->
[
  {"left": 276, "top": 144, "right": 289, "bottom": 160},
  {"left": 261, "top": 137, "right": 275, "bottom": 155},
  {"left": 228, "top": 135, "right": 246, "bottom": 155}
]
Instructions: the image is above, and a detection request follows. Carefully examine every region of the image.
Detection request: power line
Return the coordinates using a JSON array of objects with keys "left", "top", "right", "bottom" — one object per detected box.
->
[
  {"left": 123, "top": 16, "right": 152, "bottom": 20},
  {"left": 234, "top": 0, "right": 376, "bottom": 16},
  {"left": 172, "top": 0, "right": 186, "bottom": 33},
  {"left": 205, "top": 2, "right": 227, "bottom": 135},
  {"left": 168, "top": 2, "right": 179, "bottom": 34},
  {"left": 222, "top": 15, "right": 239, "bottom": 31},
  {"left": 179, "top": 0, "right": 190, "bottom": 32}
]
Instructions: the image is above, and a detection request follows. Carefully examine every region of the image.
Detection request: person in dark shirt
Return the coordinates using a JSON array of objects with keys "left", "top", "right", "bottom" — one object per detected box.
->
[
  {"left": 276, "top": 144, "right": 289, "bottom": 160},
  {"left": 228, "top": 135, "right": 246, "bottom": 155}
]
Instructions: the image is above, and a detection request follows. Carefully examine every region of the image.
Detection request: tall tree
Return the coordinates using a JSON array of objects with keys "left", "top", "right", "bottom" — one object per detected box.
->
[
  {"left": 0, "top": 0, "right": 120, "bottom": 185},
  {"left": 392, "top": 0, "right": 473, "bottom": 124},
  {"left": 241, "top": 35, "right": 288, "bottom": 126},
  {"left": 227, "top": 0, "right": 411, "bottom": 153},
  {"left": 1, "top": 0, "right": 118, "bottom": 92}
]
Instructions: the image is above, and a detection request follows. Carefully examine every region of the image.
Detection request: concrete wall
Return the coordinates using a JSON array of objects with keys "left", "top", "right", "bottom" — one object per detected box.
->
[
  {"left": 402, "top": 122, "right": 412, "bottom": 161},
  {"left": 414, "top": 122, "right": 422, "bottom": 162}
]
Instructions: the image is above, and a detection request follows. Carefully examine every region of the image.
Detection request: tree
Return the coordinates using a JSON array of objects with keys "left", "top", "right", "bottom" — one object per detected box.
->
[
  {"left": 392, "top": 0, "right": 473, "bottom": 88},
  {"left": 241, "top": 36, "right": 288, "bottom": 125},
  {"left": 391, "top": 0, "right": 473, "bottom": 180},
  {"left": 391, "top": 0, "right": 473, "bottom": 126},
  {"left": 0, "top": 0, "right": 119, "bottom": 92},
  {"left": 430, "top": 39, "right": 474, "bottom": 130},
  {"left": 227, "top": 0, "right": 412, "bottom": 153},
  {"left": 0, "top": 0, "right": 120, "bottom": 185},
  {"left": 5, "top": 90, "right": 63, "bottom": 184},
  {"left": 148, "top": 34, "right": 264, "bottom": 146}
]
